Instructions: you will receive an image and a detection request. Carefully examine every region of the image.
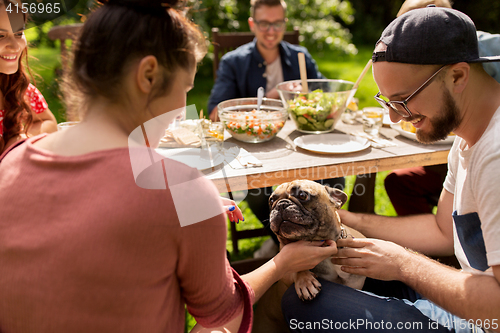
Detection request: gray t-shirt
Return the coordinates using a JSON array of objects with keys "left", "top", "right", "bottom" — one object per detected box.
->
[
  {"left": 265, "top": 56, "right": 284, "bottom": 94},
  {"left": 444, "top": 106, "right": 500, "bottom": 276}
]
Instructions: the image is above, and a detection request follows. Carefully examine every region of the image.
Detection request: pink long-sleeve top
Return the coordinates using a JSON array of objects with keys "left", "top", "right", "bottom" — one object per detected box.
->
[{"left": 0, "top": 135, "right": 253, "bottom": 333}]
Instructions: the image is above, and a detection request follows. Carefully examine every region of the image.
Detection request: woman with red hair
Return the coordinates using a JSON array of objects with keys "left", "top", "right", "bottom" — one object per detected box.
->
[{"left": 0, "top": 0, "right": 57, "bottom": 154}]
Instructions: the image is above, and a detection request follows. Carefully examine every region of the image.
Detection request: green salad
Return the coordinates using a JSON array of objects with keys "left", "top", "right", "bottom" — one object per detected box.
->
[{"left": 287, "top": 89, "right": 343, "bottom": 132}]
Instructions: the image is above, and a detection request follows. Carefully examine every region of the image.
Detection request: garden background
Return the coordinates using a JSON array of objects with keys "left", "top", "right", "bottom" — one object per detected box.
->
[{"left": 29, "top": 0, "right": 500, "bottom": 123}]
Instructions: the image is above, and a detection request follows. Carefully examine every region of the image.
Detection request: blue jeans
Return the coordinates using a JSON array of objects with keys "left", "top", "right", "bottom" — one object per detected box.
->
[{"left": 282, "top": 278, "right": 484, "bottom": 333}]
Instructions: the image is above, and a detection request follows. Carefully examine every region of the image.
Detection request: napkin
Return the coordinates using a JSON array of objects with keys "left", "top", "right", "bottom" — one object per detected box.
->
[
  {"left": 350, "top": 131, "right": 397, "bottom": 149},
  {"left": 225, "top": 147, "right": 263, "bottom": 169},
  {"left": 158, "top": 140, "right": 201, "bottom": 148}
]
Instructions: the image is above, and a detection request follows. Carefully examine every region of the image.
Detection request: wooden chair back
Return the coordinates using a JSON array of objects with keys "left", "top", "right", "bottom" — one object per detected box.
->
[
  {"left": 47, "top": 23, "right": 83, "bottom": 76},
  {"left": 47, "top": 23, "right": 83, "bottom": 121},
  {"left": 211, "top": 26, "right": 300, "bottom": 80}
]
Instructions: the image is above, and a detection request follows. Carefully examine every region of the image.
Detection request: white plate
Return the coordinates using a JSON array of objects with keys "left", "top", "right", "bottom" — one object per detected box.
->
[
  {"left": 155, "top": 147, "right": 225, "bottom": 170},
  {"left": 390, "top": 123, "right": 456, "bottom": 144},
  {"left": 294, "top": 134, "right": 370, "bottom": 154}
]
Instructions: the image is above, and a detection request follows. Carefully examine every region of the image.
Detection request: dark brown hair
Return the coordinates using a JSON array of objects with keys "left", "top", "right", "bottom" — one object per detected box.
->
[
  {"left": 250, "top": 0, "right": 287, "bottom": 18},
  {"left": 0, "top": 0, "right": 33, "bottom": 153},
  {"left": 65, "top": 0, "right": 206, "bottom": 115}
]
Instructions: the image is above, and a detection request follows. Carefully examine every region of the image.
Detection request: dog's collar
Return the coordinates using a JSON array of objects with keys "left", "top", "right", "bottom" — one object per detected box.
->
[
  {"left": 340, "top": 226, "right": 348, "bottom": 239},
  {"left": 339, "top": 224, "right": 352, "bottom": 239}
]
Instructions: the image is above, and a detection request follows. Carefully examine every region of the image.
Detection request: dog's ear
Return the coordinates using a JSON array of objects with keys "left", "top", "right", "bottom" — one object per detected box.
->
[{"left": 325, "top": 186, "right": 348, "bottom": 209}]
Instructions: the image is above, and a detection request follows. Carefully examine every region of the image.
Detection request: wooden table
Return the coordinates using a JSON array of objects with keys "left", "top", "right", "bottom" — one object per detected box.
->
[
  {"left": 205, "top": 120, "right": 452, "bottom": 193},
  {"left": 201, "top": 119, "right": 452, "bottom": 254}
]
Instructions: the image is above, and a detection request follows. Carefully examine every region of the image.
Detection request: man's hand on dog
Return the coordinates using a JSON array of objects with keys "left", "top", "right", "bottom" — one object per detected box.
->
[{"left": 331, "top": 238, "right": 411, "bottom": 281}]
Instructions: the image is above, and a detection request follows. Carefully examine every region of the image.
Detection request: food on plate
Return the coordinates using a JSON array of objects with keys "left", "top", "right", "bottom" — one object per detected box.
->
[
  {"left": 347, "top": 99, "right": 358, "bottom": 112},
  {"left": 177, "top": 119, "right": 210, "bottom": 132},
  {"left": 159, "top": 119, "right": 218, "bottom": 148},
  {"left": 159, "top": 127, "right": 201, "bottom": 148},
  {"left": 287, "top": 89, "right": 343, "bottom": 132},
  {"left": 400, "top": 120, "right": 416, "bottom": 133},
  {"left": 400, "top": 120, "right": 455, "bottom": 137},
  {"left": 222, "top": 109, "right": 285, "bottom": 142},
  {"left": 172, "top": 128, "right": 200, "bottom": 145},
  {"left": 341, "top": 98, "right": 360, "bottom": 125},
  {"left": 208, "top": 130, "right": 224, "bottom": 141}
]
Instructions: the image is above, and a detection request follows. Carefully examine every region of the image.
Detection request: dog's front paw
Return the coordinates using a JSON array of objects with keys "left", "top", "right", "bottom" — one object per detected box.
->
[{"left": 294, "top": 271, "right": 322, "bottom": 301}]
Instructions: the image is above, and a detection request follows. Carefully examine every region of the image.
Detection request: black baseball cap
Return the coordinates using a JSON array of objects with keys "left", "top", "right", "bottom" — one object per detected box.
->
[{"left": 372, "top": 6, "right": 500, "bottom": 65}]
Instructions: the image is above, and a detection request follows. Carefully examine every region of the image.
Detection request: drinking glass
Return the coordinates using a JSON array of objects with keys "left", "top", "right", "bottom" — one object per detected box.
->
[
  {"left": 362, "top": 107, "right": 384, "bottom": 135},
  {"left": 342, "top": 97, "right": 359, "bottom": 125},
  {"left": 208, "top": 122, "right": 224, "bottom": 150}
]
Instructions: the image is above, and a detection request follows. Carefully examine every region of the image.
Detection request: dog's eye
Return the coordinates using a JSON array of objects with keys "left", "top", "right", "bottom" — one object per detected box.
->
[{"left": 297, "top": 191, "right": 309, "bottom": 201}]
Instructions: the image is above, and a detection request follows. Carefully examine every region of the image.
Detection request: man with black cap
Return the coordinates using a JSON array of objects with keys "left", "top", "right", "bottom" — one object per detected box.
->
[{"left": 281, "top": 6, "right": 500, "bottom": 332}]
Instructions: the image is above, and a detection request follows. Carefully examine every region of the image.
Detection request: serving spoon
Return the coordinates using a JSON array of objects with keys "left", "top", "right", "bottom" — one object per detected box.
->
[{"left": 257, "top": 86, "right": 264, "bottom": 112}]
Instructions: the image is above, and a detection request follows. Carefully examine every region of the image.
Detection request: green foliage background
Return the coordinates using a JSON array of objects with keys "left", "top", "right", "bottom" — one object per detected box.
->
[{"left": 189, "top": 0, "right": 358, "bottom": 56}]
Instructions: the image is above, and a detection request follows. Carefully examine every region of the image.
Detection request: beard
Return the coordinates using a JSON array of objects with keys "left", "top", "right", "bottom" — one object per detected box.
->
[
  {"left": 257, "top": 38, "right": 280, "bottom": 51},
  {"left": 416, "top": 88, "right": 462, "bottom": 144}
]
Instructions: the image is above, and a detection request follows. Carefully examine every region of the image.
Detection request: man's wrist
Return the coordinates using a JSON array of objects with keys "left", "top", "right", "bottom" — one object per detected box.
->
[
  {"left": 347, "top": 211, "right": 367, "bottom": 234},
  {"left": 397, "top": 249, "right": 428, "bottom": 284}
]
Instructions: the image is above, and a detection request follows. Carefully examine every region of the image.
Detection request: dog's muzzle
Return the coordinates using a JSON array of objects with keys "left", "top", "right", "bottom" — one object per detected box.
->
[{"left": 269, "top": 199, "right": 315, "bottom": 242}]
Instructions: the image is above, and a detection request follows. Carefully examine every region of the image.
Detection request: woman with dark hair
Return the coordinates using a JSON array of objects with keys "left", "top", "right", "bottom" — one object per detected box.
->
[
  {"left": 0, "top": 1, "right": 338, "bottom": 332},
  {"left": 0, "top": 0, "right": 57, "bottom": 154}
]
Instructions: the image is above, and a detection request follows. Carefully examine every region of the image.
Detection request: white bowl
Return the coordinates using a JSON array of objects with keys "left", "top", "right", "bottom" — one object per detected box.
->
[{"left": 218, "top": 97, "right": 288, "bottom": 143}]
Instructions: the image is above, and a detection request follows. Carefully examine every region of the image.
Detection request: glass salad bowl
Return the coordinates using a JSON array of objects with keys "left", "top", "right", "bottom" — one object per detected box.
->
[
  {"left": 277, "top": 79, "right": 357, "bottom": 134},
  {"left": 218, "top": 97, "right": 288, "bottom": 143}
]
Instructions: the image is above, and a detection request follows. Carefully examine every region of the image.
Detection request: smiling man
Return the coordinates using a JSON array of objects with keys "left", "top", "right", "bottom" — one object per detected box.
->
[
  {"left": 207, "top": 0, "right": 324, "bottom": 121},
  {"left": 373, "top": 52, "right": 463, "bottom": 144},
  {"left": 281, "top": 6, "right": 500, "bottom": 333}
]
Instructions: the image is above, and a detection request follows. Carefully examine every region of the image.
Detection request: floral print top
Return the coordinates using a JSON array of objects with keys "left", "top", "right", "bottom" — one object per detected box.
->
[{"left": 0, "top": 83, "right": 48, "bottom": 136}]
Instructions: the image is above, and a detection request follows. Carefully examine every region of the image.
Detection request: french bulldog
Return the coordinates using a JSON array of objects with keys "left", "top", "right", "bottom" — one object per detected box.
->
[{"left": 269, "top": 179, "right": 366, "bottom": 301}]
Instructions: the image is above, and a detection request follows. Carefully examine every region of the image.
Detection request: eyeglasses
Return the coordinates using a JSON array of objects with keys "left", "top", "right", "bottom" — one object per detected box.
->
[
  {"left": 374, "top": 65, "right": 447, "bottom": 118},
  {"left": 253, "top": 19, "right": 287, "bottom": 32}
]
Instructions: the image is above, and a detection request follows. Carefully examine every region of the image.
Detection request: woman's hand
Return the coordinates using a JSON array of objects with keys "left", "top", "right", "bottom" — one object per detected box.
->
[
  {"left": 274, "top": 240, "right": 338, "bottom": 278},
  {"left": 240, "top": 241, "right": 336, "bottom": 305},
  {"left": 331, "top": 238, "right": 411, "bottom": 281},
  {"left": 220, "top": 197, "right": 244, "bottom": 223}
]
